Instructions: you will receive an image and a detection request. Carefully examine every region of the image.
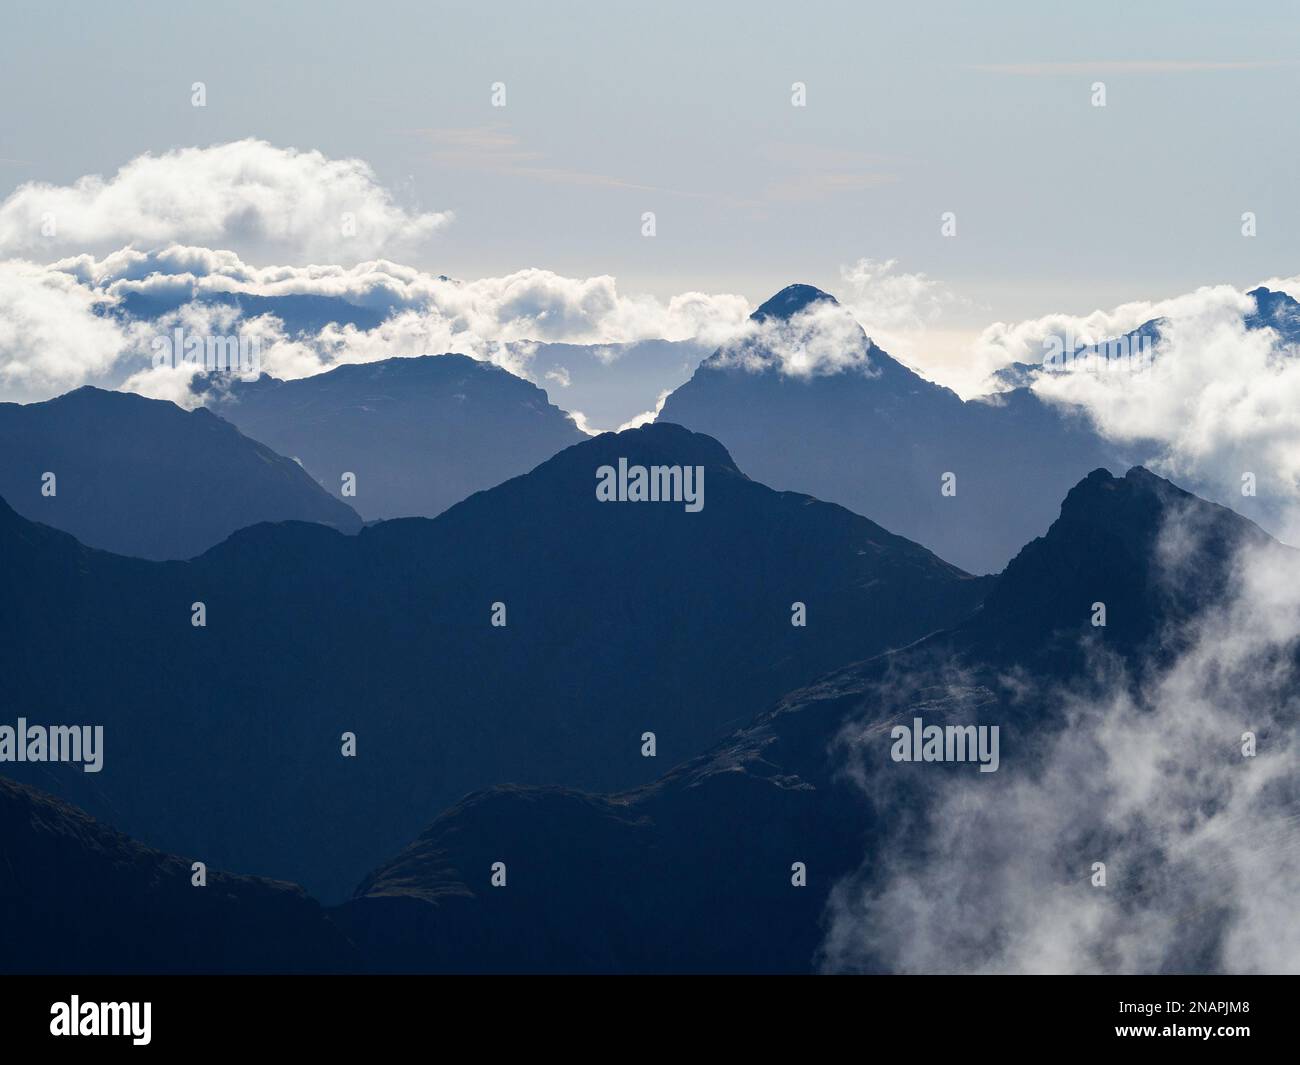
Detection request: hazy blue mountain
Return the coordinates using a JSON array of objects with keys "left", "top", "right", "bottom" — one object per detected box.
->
[
  {"left": 0, "top": 776, "right": 356, "bottom": 974},
  {"left": 335, "top": 466, "right": 1281, "bottom": 973},
  {"left": 197, "top": 354, "right": 588, "bottom": 520},
  {"left": 658, "top": 284, "right": 1130, "bottom": 573},
  {"left": 0, "top": 386, "right": 362, "bottom": 560},
  {"left": 0, "top": 423, "right": 989, "bottom": 902}
]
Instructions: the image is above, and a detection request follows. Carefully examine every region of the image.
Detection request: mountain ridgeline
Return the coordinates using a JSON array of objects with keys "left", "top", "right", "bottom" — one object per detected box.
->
[
  {"left": 196, "top": 353, "right": 588, "bottom": 520},
  {"left": 0, "top": 776, "right": 356, "bottom": 974},
  {"left": 0, "top": 423, "right": 988, "bottom": 903},
  {"left": 0, "top": 387, "right": 362, "bottom": 559},
  {"left": 4, "top": 281, "right": 1291, "bottom": 975},
  {"left": 657, "top": 284, "right": 1132, "bottom": 574},
  {"left": 334, "top": 465, "right": 1286, "bottom": 973}
]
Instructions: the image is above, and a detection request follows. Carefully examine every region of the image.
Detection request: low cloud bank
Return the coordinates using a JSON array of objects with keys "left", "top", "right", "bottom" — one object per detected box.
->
[{"left": 820, "top": 524, "right": 1300, "bottom": 975}]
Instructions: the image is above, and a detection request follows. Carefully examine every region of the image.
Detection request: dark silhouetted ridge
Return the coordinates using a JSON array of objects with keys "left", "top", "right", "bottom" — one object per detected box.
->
[
  {"left": 0, "top": 777, "right": 355, "bottom": 974},
  {"left": 0, "top": 386, "right": 361, "bottom": 559},
  {"left": 1, "top": 423, "right": 988, "bottom": 903},
  {"left": 335, "top": 467, "right": 1288, "bottom": 974}
]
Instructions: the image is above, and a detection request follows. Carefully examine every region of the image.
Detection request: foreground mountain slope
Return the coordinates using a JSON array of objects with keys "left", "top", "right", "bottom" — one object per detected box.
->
[
  {"left": 334, "top": 467, "right": 1290, "bottom": 973},
  {"left": 0, "top": 777, "right": 355, "bottom": 974},
  {"left": 0, "top": 423, "right": 988, "bottom": 902},
  {"left": 0, "top": 386, "right": 362, "bottom": 559},
  {"left": 657, "top": 284, "right": 1130, "bottom": 574},
  {"left": 198, "top": 353, "right": 588, "bottom": 519}
]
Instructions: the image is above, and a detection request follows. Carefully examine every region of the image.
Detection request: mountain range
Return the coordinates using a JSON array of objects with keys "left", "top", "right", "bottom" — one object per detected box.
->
[
  {"left": 3, "top": 462, "right": 1271, "bottom": 973},
  {"left": 0, "top": 423, "right": 987, "bottom": 901},
  {"left": 52, "top": 279, "right": 1297, "bottom": 572},
  {"left": 333, "top": 465, "right": 1284, "bottom": 972},
  {"left": 3, "top": 280, "right": 1295, "bottom": 975},
  {"left": 657, "top": 284, "right": 1134, "bottom": 574},
  {"left": 196, "top": 353, "right": 587, "bottom": 520},
  {"left": 0, "top": 386, "right": 361, "bottom": 559}
]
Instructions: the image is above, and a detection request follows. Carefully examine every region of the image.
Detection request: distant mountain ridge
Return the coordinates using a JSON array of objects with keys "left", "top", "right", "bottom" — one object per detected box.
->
[
  {"left": 197, "top": 353, "right": 588, "bottom": 520},
  {"left": 0, "top": 386, "right": 362, "bottom": 560}
]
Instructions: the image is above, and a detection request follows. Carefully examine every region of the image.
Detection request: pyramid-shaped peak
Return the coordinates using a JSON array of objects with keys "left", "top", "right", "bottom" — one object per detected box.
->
[{"left": 751, "top": 284, "right": 838, "bottom": 322}]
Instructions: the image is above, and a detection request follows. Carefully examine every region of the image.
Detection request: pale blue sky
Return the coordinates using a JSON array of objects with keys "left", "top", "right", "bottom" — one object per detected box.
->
[{"left": 2, "top": 0, "right": 1297, "bottom": 329}]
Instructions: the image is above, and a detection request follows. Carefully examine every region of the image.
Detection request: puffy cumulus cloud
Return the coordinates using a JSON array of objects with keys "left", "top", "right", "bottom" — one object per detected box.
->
[
  {"left": 820, "top": 528, "right": 1300, "bottom": 975},
  {"left": 837, "top": 258, "right": 952, "bottom": 349},
  {"left": 118, "top": 301, "right": 322, "bottom": 405},
  {"left": 0, "top": 140, "right": 450, "bottom": 263},
  {"left": 408, "top": 270, "right": 750, "bottom": 347},
  {"left": 710, "top": 299, "right": 876, "bottom": 378},
  {"left": 0, "top": 259, "right": 127, "bottom": 400},
  {"left": 55, "top": 245, "right": 263, "bottom": 289},
  {"left": 1026, "top": 287, "right": 1300, "bottom": 542},
  {"left": 973, "top": 285, "right": 1251, "bottom": 385},
  {"left": 118, "top": 302, "right": 486, "bottom": 406},
  {"left": 55, "top": 245, "right": 751, "bottom": 345},
  {"left": 21, "top": 244, "right": 750, "bottom": 406}
]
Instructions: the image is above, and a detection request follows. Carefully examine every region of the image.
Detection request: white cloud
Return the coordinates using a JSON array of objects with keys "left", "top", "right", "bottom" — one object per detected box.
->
[
  {"left": 821, "top": 529, "right": 1300, "bottom": 974},
  {"left": 59, "top": 245, "right": 751, "bottom": 347},
  {"left": 973, "top": 284, "right": 1250, "bottom": 377},
  {"left": 1024, "top": 287, "right": 1300, "bottom": 541},
  {"left": 0, "top": 259, "right": 126, "bottom": 400},
  {"left": 811, "top": 258, "right": 980, "bottom": 391},
  {"left": 711, "top": 299, "right": 876, "bottom": 378},
  {"left": 837, "top": 257, "right": 953, "bottom": 348},
  {"left": 0, "top": 244, "right": 755, "bottom": 403},
  {"left": 0, "top": 140, "right": 451, "bottom": 263},
  {"left": 567, "top": 409, "right": 599, "bottom": 436}
]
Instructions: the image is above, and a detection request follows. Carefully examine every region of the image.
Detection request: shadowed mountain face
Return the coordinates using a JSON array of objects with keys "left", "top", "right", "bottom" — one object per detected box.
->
[
  {"left": 967, "top": 466, "right": 1275, "bottom": 670},
  {"left": 334, "top": 467, "right": 1288, "bottom": 973},
  {"left": 197, "top": 353, "right": 588, "bottom": 520},
  {"left": 0, "top": 387, "right": 362, "bottom": 560},
  {"left": 0, "top": 777, "right": 356, "bottom": 974},
  {"left": 657, "top": 284, "right": 1131, "bottom": 574},
  {"left": 0, "top": 423, "right": 988, "bottom": 902}
]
